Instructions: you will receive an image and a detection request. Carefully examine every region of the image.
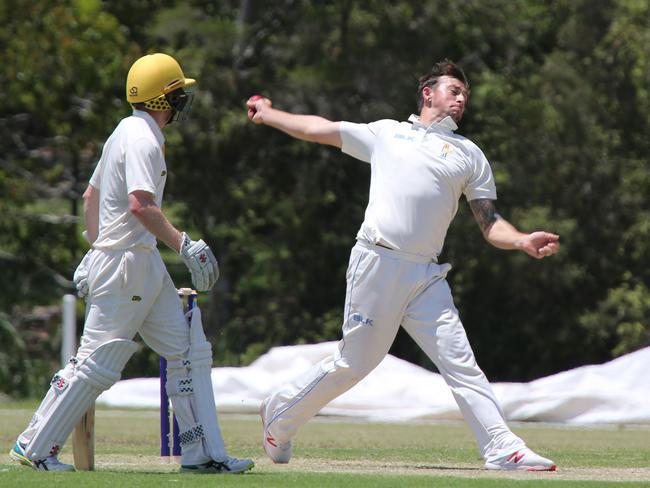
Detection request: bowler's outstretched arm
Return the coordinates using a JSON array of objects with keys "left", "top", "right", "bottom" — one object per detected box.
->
[{"left": 246, "top": 96, "right": 342, "bottom": 148}]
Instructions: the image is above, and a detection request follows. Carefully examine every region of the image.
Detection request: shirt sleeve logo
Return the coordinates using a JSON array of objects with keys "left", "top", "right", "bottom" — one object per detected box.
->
[{"left": 440, "top": 143, "right": 451, "bottom": 158}]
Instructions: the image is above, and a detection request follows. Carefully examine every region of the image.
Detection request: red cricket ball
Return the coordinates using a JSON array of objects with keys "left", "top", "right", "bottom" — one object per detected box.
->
[{"left": 248, "top": 95, "right": 266, "bottom": 117}]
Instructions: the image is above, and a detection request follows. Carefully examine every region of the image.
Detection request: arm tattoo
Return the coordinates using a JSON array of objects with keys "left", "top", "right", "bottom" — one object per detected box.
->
[{"left": 469, "top": 199, "right": 501, "bottom": 234}]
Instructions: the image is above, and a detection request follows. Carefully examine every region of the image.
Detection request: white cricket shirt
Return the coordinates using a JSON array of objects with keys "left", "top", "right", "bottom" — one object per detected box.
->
[
  {"left": 89, "top": 109, "right": 166, "bottom": 250},
  {"left": 340, "top": 114, "right": 496, "bottom": 259}
]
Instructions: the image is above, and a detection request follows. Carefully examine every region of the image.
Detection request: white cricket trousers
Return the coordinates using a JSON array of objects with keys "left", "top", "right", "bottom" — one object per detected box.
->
[
  {"left": 264, "top": 240, "right": 526, "bottom": 462},
  {"left": 77, "top": 247, "right": 190, "bottom": 361}
]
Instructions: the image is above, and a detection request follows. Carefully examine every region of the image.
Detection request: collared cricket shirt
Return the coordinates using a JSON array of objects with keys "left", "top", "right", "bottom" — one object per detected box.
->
[
  {"left": 89, "top": 109, "right": 167, "bottom": 250},
  {"left": 340, "top": 114, "right": 496, "bottom": 259}
]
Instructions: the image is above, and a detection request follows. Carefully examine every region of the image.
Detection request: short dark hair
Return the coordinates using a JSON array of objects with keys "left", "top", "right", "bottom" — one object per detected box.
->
[{"left": 416, "top": 59, "right": 469, "bottom": 112}]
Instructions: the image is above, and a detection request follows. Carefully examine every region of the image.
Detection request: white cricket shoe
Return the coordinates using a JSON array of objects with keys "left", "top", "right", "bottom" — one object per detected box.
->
[
  {"left": 484, "top": 447, "right": 557, "bottom": 471},
  {"left": 9, "top": 441, "right": 75, "bottom": 472},
  {"left": 260, "top": 397, "right": 292, "bottom": 463},
  {"left": 180, "top": 456, "right": 254, "bottom": 474}
]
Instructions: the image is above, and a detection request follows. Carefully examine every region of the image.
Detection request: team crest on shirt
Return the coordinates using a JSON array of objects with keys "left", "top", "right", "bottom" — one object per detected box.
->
[{"left": 440, "top": 143, "right": 452, "bottom": 158}]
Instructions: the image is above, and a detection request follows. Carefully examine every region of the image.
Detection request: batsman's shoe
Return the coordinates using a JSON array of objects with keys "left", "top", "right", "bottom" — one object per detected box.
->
[
  {"left": 9, "top": 441, "right": 75, "bottom": 472},
  {"left": 180, "top": 456, "right": 254, "bottom": 474},
  {"left": 260, "top": 398, "right": 292, "bottom": 464},
  {"left": 484, "top": 447, "right": 557, "bottom": 471}
]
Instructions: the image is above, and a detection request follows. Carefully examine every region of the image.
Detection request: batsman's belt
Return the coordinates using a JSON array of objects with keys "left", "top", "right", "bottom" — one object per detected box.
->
[{"left": 356, "top": 239, "right": 438, "bottom": 264}]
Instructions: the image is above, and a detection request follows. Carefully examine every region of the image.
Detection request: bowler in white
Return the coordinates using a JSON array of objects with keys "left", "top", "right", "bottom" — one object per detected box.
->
[{"left": 247, "top": 59, "right": 560, "bottom": 472}]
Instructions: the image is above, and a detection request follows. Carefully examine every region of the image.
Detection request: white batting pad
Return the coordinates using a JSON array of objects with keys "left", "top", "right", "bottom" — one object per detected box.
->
[
  {"left": 165, "top": 306, "right": 227, "bottom": 463},
  {"left": 18, "top": 362, "right": 76, "bottom": 446},
  {"left": 25, "top": 339, "right": 138, "bottom": 460}
]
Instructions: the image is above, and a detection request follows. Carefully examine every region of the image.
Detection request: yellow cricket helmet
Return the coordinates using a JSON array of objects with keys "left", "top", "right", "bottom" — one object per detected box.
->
[{"left": 126, "top": 53, "right": 196, "bottom": 118}]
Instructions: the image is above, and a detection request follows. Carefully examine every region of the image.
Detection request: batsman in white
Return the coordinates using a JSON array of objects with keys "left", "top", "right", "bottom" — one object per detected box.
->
[
  {"left": 247, "top": 60, "right": 560, "bottom": 471},
  {"left": 10, "top": 53, "right": 254, "bottom": 474}
]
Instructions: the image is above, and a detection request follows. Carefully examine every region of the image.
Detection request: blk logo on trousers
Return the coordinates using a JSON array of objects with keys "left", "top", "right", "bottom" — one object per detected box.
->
[{"left": 351, "top": 313, "right": 373, "bottom": 326}]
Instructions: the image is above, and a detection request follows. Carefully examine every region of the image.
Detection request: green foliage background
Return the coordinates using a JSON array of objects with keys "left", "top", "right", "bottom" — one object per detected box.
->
[{"left": 1, "top": 0, "right": 648, "bottom": 396}]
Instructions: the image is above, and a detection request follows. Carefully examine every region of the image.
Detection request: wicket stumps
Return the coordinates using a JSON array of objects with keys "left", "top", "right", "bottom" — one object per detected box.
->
[{"left": 160, "top": 288, "right": 197, "bottom": 458}]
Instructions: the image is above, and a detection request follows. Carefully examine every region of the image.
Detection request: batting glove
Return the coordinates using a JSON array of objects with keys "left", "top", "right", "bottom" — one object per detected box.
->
[
  {"left": 180, "top": 232, "right": 219, "bottom": 291},
  {"left": 73, "top": 249, "right": 94, "bottom": 298}
]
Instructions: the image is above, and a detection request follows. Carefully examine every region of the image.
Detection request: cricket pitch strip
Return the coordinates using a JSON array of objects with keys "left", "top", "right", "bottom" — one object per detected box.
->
[{"left": 95, "top": 455, "right": 650, "bottom": 482}]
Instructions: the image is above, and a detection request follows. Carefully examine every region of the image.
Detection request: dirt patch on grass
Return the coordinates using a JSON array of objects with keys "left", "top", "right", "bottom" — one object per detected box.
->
[{"left": 96, "top": 455, "right": 650, "bottom": 482}]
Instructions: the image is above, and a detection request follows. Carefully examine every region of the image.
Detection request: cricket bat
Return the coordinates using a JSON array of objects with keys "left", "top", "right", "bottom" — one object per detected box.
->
[{"left": 72, "top": 404, "right": 95, "bottom": 470}]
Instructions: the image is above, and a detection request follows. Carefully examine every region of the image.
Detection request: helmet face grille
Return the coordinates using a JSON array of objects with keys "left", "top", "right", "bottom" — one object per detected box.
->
[
  {"left": 167, "top": 88, "right": 194, "bottom": 122},
  {"left": 166, "top": 89, "right": 188, "bottom": 112}
]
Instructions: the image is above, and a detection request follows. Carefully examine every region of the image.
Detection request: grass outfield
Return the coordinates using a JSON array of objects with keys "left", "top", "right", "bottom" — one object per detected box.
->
[{"left": 0, "top": 403, "right": 649, "bottom": 487}]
